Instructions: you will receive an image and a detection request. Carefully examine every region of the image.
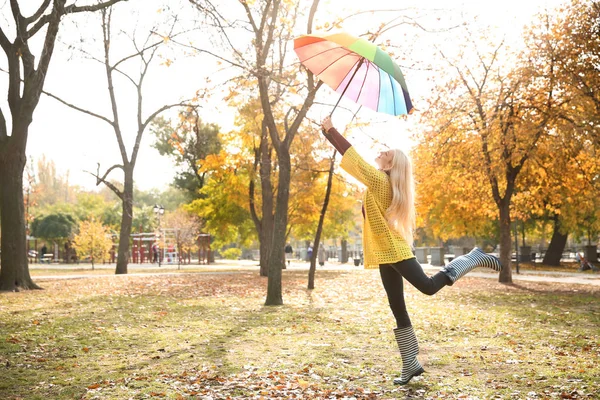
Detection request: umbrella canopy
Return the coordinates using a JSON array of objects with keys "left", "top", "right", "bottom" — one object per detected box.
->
[{"left": 294, "top": 32, "right": 413, "bottom": 116}]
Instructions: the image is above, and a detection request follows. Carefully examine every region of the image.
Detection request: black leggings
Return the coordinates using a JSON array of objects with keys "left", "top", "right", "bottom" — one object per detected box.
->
[{"left": 379, "top": 258, "right": 450, "bottom": 328}]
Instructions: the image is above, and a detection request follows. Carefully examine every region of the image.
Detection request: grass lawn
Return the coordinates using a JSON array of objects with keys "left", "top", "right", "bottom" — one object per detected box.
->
[{"left": 1, "top": 270, "right": 598, "bottom": 399}]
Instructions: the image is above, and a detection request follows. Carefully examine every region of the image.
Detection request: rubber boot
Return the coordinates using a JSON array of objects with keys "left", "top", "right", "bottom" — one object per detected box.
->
[
  {"left": 393, "top": 325, "right": 425, "bottom": 385},
  {"left": 443, "top": 247, "right": 502, "bottom": 285}
]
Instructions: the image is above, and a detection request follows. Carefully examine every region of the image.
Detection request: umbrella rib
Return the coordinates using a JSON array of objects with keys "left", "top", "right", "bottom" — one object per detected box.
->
[
  {"left": 388, "top": 73, "right": 397, "bottom": 115},
  {"left": 319, "top": 54, "right": 361, "bottom": 88},
  {"left": 356, "top": 61, "right": 369, "bottom": 103},
  {"left": 375, "top": 64, "right": 381, "bottom": 112},
  {"left": 297, "top": 46, "right": 350, "bottom": 68}
]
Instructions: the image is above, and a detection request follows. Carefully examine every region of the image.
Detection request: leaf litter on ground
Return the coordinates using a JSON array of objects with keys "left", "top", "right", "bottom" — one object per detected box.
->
[{"left": 0, "top": 269, "right": 599, "bottom": 399}]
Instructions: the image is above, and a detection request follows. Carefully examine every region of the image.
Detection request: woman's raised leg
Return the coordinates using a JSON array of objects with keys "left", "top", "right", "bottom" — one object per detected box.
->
[{"left": 386, "top": 258, "right": 450, "bottom": 296}]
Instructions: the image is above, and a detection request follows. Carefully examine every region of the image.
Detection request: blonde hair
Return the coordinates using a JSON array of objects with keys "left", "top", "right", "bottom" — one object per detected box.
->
[{"left": 385, "top": 149, "right": 416, "bottom": 246}]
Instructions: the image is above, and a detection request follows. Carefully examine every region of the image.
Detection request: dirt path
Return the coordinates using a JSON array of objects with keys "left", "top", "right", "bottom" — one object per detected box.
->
[{"left": 29, "top": 261, "right": 600, "bottom": 286}]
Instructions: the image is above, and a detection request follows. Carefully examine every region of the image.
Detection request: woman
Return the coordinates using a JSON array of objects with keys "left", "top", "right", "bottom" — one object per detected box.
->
[
  {"left": 320, "top": 116, "right": 502, "bottom": 385},
  {"left": 317, "top": 243, "right": 326, "bottom": 266}
]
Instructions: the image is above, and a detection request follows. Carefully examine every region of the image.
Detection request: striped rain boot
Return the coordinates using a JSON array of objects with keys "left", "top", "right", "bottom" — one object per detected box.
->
[
  {"left": 393, "top": 325, "right": 425, "bottom": 385},
  {"left": 443, "top": 247, "right": 502, "bottom": 285}
]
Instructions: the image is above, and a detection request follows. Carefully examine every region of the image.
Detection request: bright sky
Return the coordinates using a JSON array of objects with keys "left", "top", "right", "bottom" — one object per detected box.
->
[{"left": 1, "top": 0, "right": 564, "bottom": 192}]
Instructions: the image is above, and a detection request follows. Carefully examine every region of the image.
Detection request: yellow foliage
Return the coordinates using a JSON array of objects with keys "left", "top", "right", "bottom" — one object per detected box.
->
[{"left": 72, "top": 219, "right": 113, "bottom": 264}]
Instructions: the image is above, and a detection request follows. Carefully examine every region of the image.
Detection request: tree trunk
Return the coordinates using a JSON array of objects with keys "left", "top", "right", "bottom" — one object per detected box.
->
[
  {"left": 542, "top": 215, "right": 567, "bottom": 266},
  {"left": 498, "top": 200, "right": 513, "bottom": 283},
  {"left": 0, "top": 141, "right": 41, "bottom": 291},
  {"left": 258, "top": 123, "right": 274, "bottom": 277},
  {"left": 259, "top": 224, "right": 272, "bottom": 277},
  {"left": 115, "top": 168, "right": 134, "bottom": 274},
  {"left": 308, "top": 151, "right": 336, "bottom": 290},
  {"left": 308, "top": 244, "right": 318, "bottom": 289},
  {"left": 265, "top": 151, "right": 291, "bottom": 306},
  {"left": 341, "top": 239, "right": 348, "bottom": 263}
]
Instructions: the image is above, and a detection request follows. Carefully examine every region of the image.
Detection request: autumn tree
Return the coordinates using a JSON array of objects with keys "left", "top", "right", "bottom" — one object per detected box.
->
[
  {"left": 150, "top": 108, "right": 221, "bottom": 199},
  {"left": 186, "top": 1, "right": 456, "bottom": 301},
  {"left": 45, "top": 5, "right": 191, "bottom": 275},
  {"left": 552, "top": 0, "right": 600, "bottom": 147},
  {"left": 0, "top": 0, "right": 126, "bottom": 291},
  {"left": 187, "top": 148, "right": 256, "bottom": 252},
  {"left": 30, "top": 155, "right": 75, "bottom": 207},
  {"left": 507, "top": 2, "right": 600, "bottom": 264},
  {"left": 549, "top": 0, "right": 600, "bottom": 253},
  {"left": 162, "top": 207, "right": 202, "bottom": 267},
  {"left": 514, "top": 123, "right": 600, "bottom": 264},
  {"left": 415, "top": 21, "right": 560, "bottom": 283},
  {"left": 186, "top": 0, "right": 323, "bottom": 305},
  {"left": 73, "top": 218, "right": 113, "bottom": 269}
]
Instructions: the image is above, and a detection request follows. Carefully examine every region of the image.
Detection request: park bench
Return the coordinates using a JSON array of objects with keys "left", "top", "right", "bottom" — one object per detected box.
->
[
  {"left": 40, "top": 253, "right": 54, "bottom": 264},
  {"left": 28, "top": 250, "right": 38, "bottom": 264}
]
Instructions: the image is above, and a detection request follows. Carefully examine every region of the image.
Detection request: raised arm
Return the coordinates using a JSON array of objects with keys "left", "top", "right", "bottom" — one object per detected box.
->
[
  {"left": 321, "top": 116, "right": 351, "bottom": 155},
  {"left": 320, "top": 117, "right": 389, "bottom": 191}
]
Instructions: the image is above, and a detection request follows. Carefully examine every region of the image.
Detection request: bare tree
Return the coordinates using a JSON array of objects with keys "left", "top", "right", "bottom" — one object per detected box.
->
[
  {"left": 0, "top": 0, "right": 127, "bottom": 291},
  {"left": 45, "top": 7, "right": 190, "bottom": 274}
]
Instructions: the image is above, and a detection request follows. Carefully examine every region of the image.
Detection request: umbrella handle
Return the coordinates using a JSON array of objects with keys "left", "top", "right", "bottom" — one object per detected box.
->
[{"left": 330, "top": 57, "right": 365, "bottom": 118}]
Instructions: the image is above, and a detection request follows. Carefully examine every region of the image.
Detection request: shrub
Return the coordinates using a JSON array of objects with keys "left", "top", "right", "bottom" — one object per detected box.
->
[{"left": 221, "top": 248, "right": 242, "bottom": 260}]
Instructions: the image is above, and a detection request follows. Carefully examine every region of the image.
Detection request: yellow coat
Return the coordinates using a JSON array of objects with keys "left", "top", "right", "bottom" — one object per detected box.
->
[{"left": 340, "top": 147, "right": 414, "bottom": 269}]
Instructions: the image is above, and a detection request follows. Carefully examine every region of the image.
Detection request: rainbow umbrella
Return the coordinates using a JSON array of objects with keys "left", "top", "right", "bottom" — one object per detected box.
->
[{"left": 294, "top": 31, "right": 413, "bottom": 116}]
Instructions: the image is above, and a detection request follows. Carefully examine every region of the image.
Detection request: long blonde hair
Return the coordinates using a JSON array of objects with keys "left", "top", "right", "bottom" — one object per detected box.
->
[{"left": 385, "top": 149, "right": 416, "bottom": 246}]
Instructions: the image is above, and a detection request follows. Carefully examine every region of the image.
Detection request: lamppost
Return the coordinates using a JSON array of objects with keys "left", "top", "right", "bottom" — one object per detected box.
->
[{"left": 153, "top": 204, "right": 164, "bottom": 267}]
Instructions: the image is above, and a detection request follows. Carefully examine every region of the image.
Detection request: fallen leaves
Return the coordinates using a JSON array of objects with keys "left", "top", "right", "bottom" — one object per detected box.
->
[
  {"left": 1, "top": 271, "right": 599, "bottom": 399},
  {"left": 149, "top": 366, "right": 391, "bottom": 399}
]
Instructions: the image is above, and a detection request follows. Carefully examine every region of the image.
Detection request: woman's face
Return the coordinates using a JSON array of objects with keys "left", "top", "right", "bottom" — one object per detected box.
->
[{"left": 375, "top": 150, "right": 394, "bottom": 171}]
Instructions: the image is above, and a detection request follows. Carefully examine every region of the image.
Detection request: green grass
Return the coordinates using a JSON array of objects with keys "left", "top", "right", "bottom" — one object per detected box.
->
[{"left": 1, "top": 270, "right": 598, "bottom": 399}]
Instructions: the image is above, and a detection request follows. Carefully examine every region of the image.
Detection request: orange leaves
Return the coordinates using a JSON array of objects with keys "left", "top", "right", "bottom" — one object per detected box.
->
[{"left": 413, "top": 136, "right": 496, "bottom": 240}]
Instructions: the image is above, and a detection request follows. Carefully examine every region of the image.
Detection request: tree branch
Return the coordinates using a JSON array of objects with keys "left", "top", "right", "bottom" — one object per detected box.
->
[
  {"left": 239, "top": 0, "right": 260, "bottom": 34},
  {"left": 24, "top": 0, "right": 51, "bottom": 24},
  {"left": 0, "top": 26, "right": 11, "bottom": 53},
  {"left": 284, "top": 80, "right": 324, "bottom": 147},
  {"left": 42, "top": 89, "right": 114, "bottom": 126},
  {"left": 112, "top": 39, "right": 162, "bottom": 71},
  {"left": 9, "top": 0, "right": 23, "bottom": 23},
  {"left": 188, "top": 1, "right": 250, "bottom": 68},
  {"left": 305, "top": 0, "right": 320, "bottom": 91},
  {"left": 130, "top": 102, "right": 190, "bottom": 164},
  {"left": 0, "top": 106, "right": 8, "bottom": 140},
  {"left": 261, "top": 0, "right": 279, "bottom": 66},
  {"left": 28, "top": 0, "right": 127, "bottom": 38},
  {"left": 141, "top": 103, "right": 190, "bottom": 134},
  {"left": 86, "top": 163, "right": 124, "bottom": 200},
  {"left": 66, "top": 0, "right": 128, "bottom": 14},
  {"left": 170, "top": 39, "right": 249, "bottom": 71},
  {"left": 333, "top": 9, "right": 454, "bottom": 33}
]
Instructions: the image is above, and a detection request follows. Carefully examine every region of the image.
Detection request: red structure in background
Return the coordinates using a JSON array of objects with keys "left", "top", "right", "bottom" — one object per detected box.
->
[
  {"left": 198, "top": 233, "right": 211, "bottom": 264},
  {"left": 26, "top": 231, "right": 208, "bottom": 265}
]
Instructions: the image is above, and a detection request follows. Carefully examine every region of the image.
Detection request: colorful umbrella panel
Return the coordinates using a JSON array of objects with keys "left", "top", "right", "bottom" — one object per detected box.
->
[{"left": 294, "top": 32, "right": 413, "bottom": 116}]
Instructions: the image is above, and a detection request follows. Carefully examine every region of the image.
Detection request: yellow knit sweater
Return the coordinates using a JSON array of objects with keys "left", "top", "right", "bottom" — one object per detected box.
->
[{"left": 340, "top": 147, "right": 414, "bottom": 268}]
